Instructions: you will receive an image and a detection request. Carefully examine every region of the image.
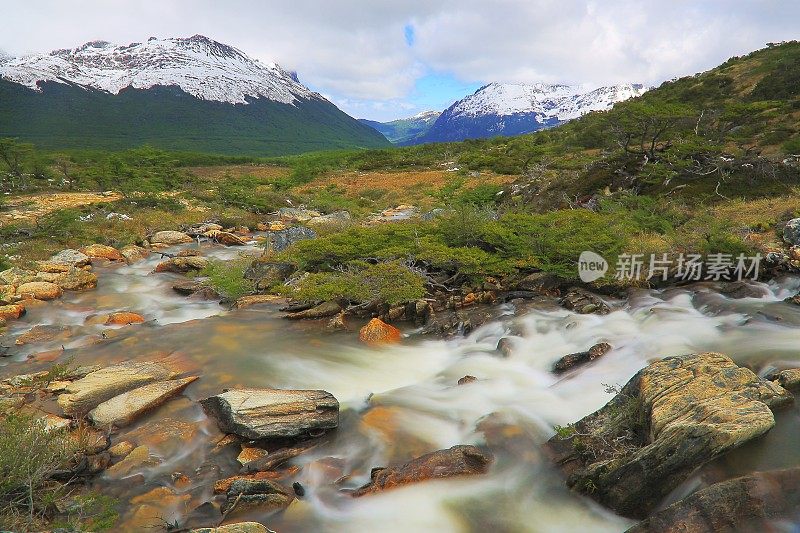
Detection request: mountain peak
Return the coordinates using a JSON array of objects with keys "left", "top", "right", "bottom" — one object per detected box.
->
[{"left": 0, "top": 35, "right": 320, "bottom": 105}]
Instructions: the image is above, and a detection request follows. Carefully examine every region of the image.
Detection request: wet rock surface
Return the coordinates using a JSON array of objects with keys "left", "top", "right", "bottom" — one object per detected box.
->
[
  {"left": 201, "top": 388, "right": 339, "bottom": 440},
  {"left": 88, "top": 376, "right": 198, "bottom": 427},
  {"left": 553, "top": 342, "right": 612, "bottom": 373},
  {"left": 352, "top": 445, "right": 493, "bottom": 497},
  {"left": 560, "top": 287, "right": 611, "bottom": 314},
  {"left": 627, "top": 467, "right": 800, "bottom": 533},
  {"left": 545, "top": 352, "right": 793, "bottom": 518},
  {"left": 358, "top": 317, "right": 401, "bottom": 344},
  {"left": 154, "top": 255, "right": 210, "bottom": 273}
]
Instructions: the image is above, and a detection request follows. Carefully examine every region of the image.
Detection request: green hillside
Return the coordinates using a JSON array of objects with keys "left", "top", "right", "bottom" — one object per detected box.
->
[{"left": 0, "top": 80, "right": 390, "bottom": 156}]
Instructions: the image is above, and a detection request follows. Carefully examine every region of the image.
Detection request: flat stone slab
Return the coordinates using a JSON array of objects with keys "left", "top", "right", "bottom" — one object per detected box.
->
[
  {"left": 201, "top": 388, "right": 339, "bottom": 440},
  {"left": 57, "top": 360, "right": 182, "bottom": 415},
  {"left": 89, "top": 376, "right": 198, "bottom": 427}
]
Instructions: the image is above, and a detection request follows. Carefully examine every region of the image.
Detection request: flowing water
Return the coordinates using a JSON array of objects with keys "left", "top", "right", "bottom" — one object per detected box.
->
[{"left": 2, "top": 240, "right": 800, "bottom": 532}]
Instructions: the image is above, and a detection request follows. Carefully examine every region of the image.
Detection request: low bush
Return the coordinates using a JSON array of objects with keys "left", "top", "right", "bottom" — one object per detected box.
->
[{"left": 198, "top": 256, "right": 256, "bottom": 299}]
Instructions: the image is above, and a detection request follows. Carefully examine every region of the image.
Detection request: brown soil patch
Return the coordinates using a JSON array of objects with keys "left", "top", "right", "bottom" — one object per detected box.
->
[{"left": 301, "top": 170, "right": 519, "bottom": 195}]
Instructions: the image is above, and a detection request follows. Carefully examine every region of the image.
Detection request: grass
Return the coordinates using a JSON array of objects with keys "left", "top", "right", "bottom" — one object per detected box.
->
[{"left": 198, "top": 256, "right": 256, "bottom": 299}]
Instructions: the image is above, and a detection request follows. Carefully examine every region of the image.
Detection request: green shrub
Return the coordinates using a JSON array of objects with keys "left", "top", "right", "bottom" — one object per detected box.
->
[
  {"left": 199, "top": 256, "right": 255, "bottom": 299},
  {"left": 289, "top": 261, "right": 426, "bottom": 305}
]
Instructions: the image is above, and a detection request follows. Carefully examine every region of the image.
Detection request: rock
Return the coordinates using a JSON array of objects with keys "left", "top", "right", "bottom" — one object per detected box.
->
[
  {"left": 352, "top": 445, "right": 493, "bottom": 497},
  {"left": 109, "top": 441, "right": 135, "bottom": 458},
  {"left": 783, "top": 218, "right": 800, "bottom": 245},
  {"left": 223, "top": 478, "right": 293, "bottom": 514},
  {"left": 154, "top": 256, "right": 209, "bottom": 273},
  {"left": 16, "top": 281, "right": 63, "bottom": 300},
  {"left": 0, "top": 267, "right": 37, "bottom": 285},
  {"left": 239, "top": 443, "right": 317, "bottom": 473},
  {"left": 237, "top": 446, "right": 269, "bottom": 466},
  {"left": 50, "top": 249, "right": 91, "bottom": 267},
  {"left": 367, "top": 204, "right": 418, "bottom": 224},
  {"left": 627, "top": 467, "right": 800, "bottom": 533},
  {"left": 15, "top": 324, "right": 72, "bottom": 345},
  {"left": 149, "top": 230, "right": 193, "bottom": 245},
  {"left": 191, "top": 522, "right": 269, "bottom": 533},
  {"left": 104, "top": 311, "right": 146, "bottom": 325},
  {"left": 305, "top": 210, "right": 351, "bottom": 227},
  {"left": 496, "top": 337, "right": 514, "bottom": 358},
  {"left": 88, "top": 376, "right": 198, "bottom": 427},
  {"left": 244, "top": 260, "right": 296, "bottom": 290},
  {"left": 80, "top": 244, "right": 123, "bottom": 261},
  {"left": 560, "top": 287, "right": 611, "bottom": 314},
  {"left": 264, "top": 225, "right": 316, "bottom": 253},
  {"left": 327, "top": 311, "right": 347, "bottom": 330},
  {"left": 38, "top": 267, "right": 97, "bottom": 290},
  {"left": 457, "top": 375, "right": 478, "bottom": 385},
  {"left": 359, "top": 318, "right": 401, "bottom": 345},
  {"left": 232, "top": 294, "right": 282, "bottom": 309},
  {"left": 120, "top": 245, "right": 150, "bottom": 263},
  {"left": 185, "top": 222, "right": 223, "bottom": 236},
  {"left": 201, "top": 388, "right": 339, "bottom": 440},
  {"left": 553, "top": 342, "right": 612, "bottom": 373},
  {"left": 276, "top": 207, "right": 321, "bottom": 222},
  {"left": 544, "top": 352, "right": 793, "bottom": 518},
  {"left": 204, "top": 230, "right": 248, "bottom": 246},
  {"left": 57, "top": 360, "right": 183, "bottom": 415},
  {"left": 285, "top": 300, "right": 341, "bottom": 320},
  {"left": 105, "top": 445, "right": 156, "bottom": 478},
  {"left": 172, "top": 280, "right": 221, "bottom": 299},
  {"left": 39, "top": 412, "right": 72, "bottom": 432},
  {"left": 0, "top": 284, "right": 15, "bottom": 304},
  {"left": 514, "top": 272, "right": 564, "bottom": 294},
  {"left": 35, "top": 261, "right": 72, "bottom": 274},
  {"left": 774, "top": 368, "right": 800, "bottom": 389}
]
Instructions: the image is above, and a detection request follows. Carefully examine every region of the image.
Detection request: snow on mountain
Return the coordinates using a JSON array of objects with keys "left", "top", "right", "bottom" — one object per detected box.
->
[
  {"left": 448, "top": 82, "right": 647, "bottom": 121},
  {"left": 409, "top": 110, "right": 442, "bottom": 122},
  {"left": 0, "top": 35, "right": 322, "bottom": 105}
]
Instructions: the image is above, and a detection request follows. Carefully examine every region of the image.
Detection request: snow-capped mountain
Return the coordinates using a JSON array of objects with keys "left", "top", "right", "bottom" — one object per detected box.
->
[
  {"left": 417, "top": 82, "right": 647, "bottom": 144},
  {"left": 359, "top": 110, "right": 441, "bottom": 144},
  {"left": 0, "top": 35, "right": 321, "bottom": 105},
  {"left": 0, "top": 36, "right": 388, "bottom": 155}
]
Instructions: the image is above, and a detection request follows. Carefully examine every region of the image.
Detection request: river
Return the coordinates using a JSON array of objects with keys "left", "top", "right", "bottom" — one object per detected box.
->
[{"left": 2, "top": 239, "right": 799, "bottom": 532}]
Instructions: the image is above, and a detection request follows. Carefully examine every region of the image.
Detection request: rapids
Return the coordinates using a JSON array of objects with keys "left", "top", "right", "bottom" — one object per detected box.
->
[{"left": 2, "top": 239, "right": 800, "bottom": 532}]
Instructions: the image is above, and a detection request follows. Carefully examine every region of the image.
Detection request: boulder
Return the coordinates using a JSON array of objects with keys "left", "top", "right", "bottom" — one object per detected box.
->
[
  {"left": 359, "top": 318, "right": 401, "bottom": 345},
  {"left": 16, "top": 281, "right": 63, "bottom": 300},
  {"left": 232, "top": 294, "right": 282, "bottom": 309},
  {"left": 154, "top": 256, "right": 209, "bottom": 273},
  {"left": 0, "top": 284, "right": 15, "bottom": 304},
  {"left": 191, "top": 523, "right": 269, "bottom": 533},
  {"left": 50, "top": 249, "right": 91, "bottom": 267},
  {"left": 104, "top": 312, "right": 146, "bottom": 326},
  {"left": 244, "top": 260, "right": 295, "bottom": 290},
  {"left": 774, "top": 368, "right": 800, "bottom": 389},
  {"left": 560, "top": 287, "right": 610, "bottom": 314},
  {"left": 264, "top": 226, "right": 316, "bottom": 253},
  {"left": 553, "top": 342, "right": 612, "bottom": 373},
  {"left": 120, "top": 245, "right": 150, "bottom": 263},
  {"left": 204, "top": 230, "right": 247, "bottom": 246},
  {"left": 172, "top": 280, "right": 221, "bottom": 299},
  {"left": 627, "top": 467, "right": 800, "bottom": 533},
  {"left": 80, "top": 244, "right": 123, "bottom": 261},
  {"left": 352, "top": 445, "right": 493, "bottom": 497},
  {"left": 0, "top": 304, "right": 26, "bottom": 321},
  {"left": 285, "top": 300, "right": 341, "bottom": 320},
  {"left": 0, "top": 267, "right": 37, "bottom": 285},
  {"left": 201, "top": 388, "right": 339, "bottom": 440},
  {"left": 222, "top": 478, "right": 293, "bottom": 514},
  {"left": 782, "top": 218, "right": 800, "bottom": 245},
  {"left": 35, "top": 261, "right": 72, "bottom": 273},
  {"left": 544, "top": 352, "right": 793, "bottom": 518},
  {"left": 150, "top": 230, "right": 193, "bottom": 245},
  {"left": 89, "top": 376, "right": 198, "bottom": 427},
  {"left": 457, "top": 375, "right": 478, "bottom": 385},
  {"left": 185, "top": 222, "right": 223, "bottom": 236},
  {"left": 38, "top": 267, "right": 98, "bottom": 290},
  {"left": 57, "top": 360, "right": 183, "bottom": 415}
]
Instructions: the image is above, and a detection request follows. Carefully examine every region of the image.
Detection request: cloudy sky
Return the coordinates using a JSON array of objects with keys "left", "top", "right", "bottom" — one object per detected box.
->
[{"left": 1, "top": 0, "right": 798, "bottom": 121}]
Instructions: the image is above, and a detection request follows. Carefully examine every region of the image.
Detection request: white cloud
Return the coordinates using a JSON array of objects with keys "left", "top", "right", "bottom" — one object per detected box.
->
[{"left": 0, "top": 0, "right": 798, "bottom": 120}]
